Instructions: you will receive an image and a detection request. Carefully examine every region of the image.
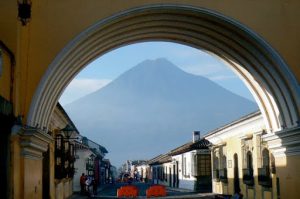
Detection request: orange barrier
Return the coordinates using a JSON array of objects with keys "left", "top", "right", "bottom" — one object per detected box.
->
[
  {"left": 146, "top": 185, "right": 166, "bottom": 198},
  {"left": 117, "top": 185, "right": 138, "bottom": 198}
]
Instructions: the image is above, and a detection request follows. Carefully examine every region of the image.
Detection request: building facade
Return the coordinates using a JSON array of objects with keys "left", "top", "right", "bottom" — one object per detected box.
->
[
  {"left": 48, "top": 104, "right": 80, "bottom": 199},
  {"left": 205, "top": 111, "right": 278, "bottom": 199},
  {"left": 149, "top": 132, "right": 212, "bottom": 192}
]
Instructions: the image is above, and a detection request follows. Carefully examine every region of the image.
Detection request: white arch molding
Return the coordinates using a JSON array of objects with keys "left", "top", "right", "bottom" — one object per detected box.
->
[{"left": 27, "top": 5, "right": 300, "bottom": 140}]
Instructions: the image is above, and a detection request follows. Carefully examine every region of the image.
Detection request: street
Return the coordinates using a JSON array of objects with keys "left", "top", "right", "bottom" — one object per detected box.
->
[{"left": 71, "top": 182, "right": 215, "bottom": 199}]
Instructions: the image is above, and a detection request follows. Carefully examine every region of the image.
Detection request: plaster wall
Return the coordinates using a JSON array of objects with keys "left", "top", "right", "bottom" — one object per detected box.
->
[
  {"left": 205, "top": 114, "right": 283, "bottom": 199},
  {"left": 0, "top": 1, "right": 299, "bottom": 122},
  {"left": 173, "top": 152, "right": 197, "bottom": 190}
]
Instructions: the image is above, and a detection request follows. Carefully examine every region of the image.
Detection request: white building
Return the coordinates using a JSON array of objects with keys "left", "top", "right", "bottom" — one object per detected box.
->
[
  {"left": 149, "top": 131, "right": 212, "bottom": 192},
  {"left": 73, "top": 141, "right": 96, "bottom": 192},
  {"left": 136, "top": 163, "right": 149, "bottom": 182}
]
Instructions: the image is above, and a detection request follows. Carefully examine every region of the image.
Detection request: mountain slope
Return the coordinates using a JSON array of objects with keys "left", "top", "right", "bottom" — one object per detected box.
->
[{"left": 65, "top": 58, "right": 258, "bottom": 166}]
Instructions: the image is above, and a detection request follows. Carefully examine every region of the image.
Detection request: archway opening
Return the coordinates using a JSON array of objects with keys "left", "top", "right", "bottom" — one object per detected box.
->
[{"left": 28, "top": 5, "right": 299, "bottom": 137}]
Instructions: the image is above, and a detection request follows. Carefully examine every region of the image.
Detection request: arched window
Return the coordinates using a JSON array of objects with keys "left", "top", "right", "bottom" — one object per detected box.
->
[
  {"left": 262, "top": 148, "right": 270, "bottom": 168},
  {"left": 222, "top": 155, "right": 227, "bottom": 168},
  {"left": 213, "top": 156, "right": 220, "bottom": 181},
  {"left": 214, "top": 156, "right": 219, "bottom": 170},
  {"left": 243, "top": 151, "right": 254, "bottom": 186},
  {"left": 246, "top": 151, "right": 253, "bottom": 169},
  {"left": 220, "top": 155, "right": 228, "bottom": 182},
  {"left": 258, "top": 148, "right": 272, "bottom": 187}
]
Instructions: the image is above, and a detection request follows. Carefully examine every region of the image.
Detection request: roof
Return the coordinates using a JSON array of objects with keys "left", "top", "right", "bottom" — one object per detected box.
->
[
  {"left": 57, "top": 103, "right": 80, "bottom": 134},
  {"left": 204, "top": 110, "right": 261, "bottom": 138},
  {"left": 148, "top": 154, "right": 172, "bottom": 165},
  {"left": 168, "top": 138, "right": 211, "bottom": 156},
  {"left": 82, "top": 136, "right": 108, "bottom": 154},
  {"left": 131, "top": 160, "right": 147, "bottom": 166}
]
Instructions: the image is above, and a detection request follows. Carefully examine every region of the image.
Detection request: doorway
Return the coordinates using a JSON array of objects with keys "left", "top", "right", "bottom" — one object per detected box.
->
[{"left": 234, "top": 153, "right": 240, "bottom": 193}]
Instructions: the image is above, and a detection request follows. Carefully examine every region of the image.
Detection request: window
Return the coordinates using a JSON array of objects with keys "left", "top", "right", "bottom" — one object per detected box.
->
[
  {"left": 220, "top": 155, "right": 228, "bottom": 182},
  {"left": 183, "top": 157, "right": 187, "bottom": 176},
  {"left": 55, "top": 134, "right": 65, "bottom": 179},
  {"left": 247, "top": 151, "right": 253, "bottom": 169},
  {"left": 213, "top": 156, "right": 219, "bottom": 170},
  {"left": 243, "top": 151, "right": 254, "bottom": 185},
  {"left": 222, "top": 155, "right": 227, "bottom": 168},
  {"left": 262, "top": 148, "right": 270, "bottom": 168},
  {"left": 199, "top": 154, "right": 211, "bottom": 176},
  {"left": 258, "top": 148, "right": 272, "bottom": 187},
  {"left": 165, "top": 166, "right": 167, "bottom": 181}
]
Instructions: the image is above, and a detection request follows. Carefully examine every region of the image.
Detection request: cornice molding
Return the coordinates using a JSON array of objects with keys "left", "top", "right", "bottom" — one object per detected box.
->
[
  {"left": 263, "top": 126, "right": 300, "bottom": 157},
  {"left": 20, "top": 126, "right": 53, "bottom": 159}
]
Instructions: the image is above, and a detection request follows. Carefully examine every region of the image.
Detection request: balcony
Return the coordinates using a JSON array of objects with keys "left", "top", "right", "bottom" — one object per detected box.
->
[
  {"left": 213, "top": 169, "right": 220, "bottom": 182},
  {"left": 219, "top": 168, "right": 228, "bottom": 183},
  {"left": 243, "top": 168, "right": 254, "bottom": 186},
  {"left": 86, "top": 163, "right": 94, "bottom": 171},
  {"left": 55, "top": 165, "right": 67, "bottom": 179},
  {"left": 258, "top": 167, "right": 272, "bottom": 187}
]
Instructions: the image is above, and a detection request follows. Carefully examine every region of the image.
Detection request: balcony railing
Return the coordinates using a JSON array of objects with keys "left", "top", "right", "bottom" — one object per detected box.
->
[
  {"left": 213, "top": 169, "right": 220, "bottom": 182},
  {"left": 55, "top": 165, "right": 67, "bottom": 179},
  {"left": 219, "top": 168, "right": 228, "bottom": 183},
  {"left": 243, "top": 168, "right": 254, "bottom": 186},
  {"left": 258, "top": 167, "right": 272, "bottom": 187},
  {"left": 86, "top": 163, "right": 94, "bottom": 171}
]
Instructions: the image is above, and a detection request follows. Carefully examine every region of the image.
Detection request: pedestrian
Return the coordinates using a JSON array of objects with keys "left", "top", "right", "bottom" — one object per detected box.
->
[
  {"left": 85, "top": 176, "right": 92, "bottom": 196},
  {"left": 80, "top": 173, "right": 86, "bottom": 194},
  {"left": 92, "top": 179, "right": 97, "bottom": 196}
]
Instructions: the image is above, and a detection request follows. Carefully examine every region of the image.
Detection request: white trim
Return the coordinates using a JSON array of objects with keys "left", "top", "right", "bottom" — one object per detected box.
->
[{"left": 205, "top": 113, "right": 265, "bottom": 145}]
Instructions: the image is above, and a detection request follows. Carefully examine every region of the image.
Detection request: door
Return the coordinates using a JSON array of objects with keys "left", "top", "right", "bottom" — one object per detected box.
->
[
  {"left": 234, "top": 153, "right": 240, "bottom": 193},
  {"left": 42, "top": 148, "right": 50, "bottom": 199}
]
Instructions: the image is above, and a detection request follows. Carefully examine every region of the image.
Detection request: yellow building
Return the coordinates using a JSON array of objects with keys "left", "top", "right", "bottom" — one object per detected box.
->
[
  {"left": 48, "top": 103, "right": 80, "bottom": 199},
  {"left": 205, "top": 111, "right": 278, "bottom": 199},
  {"left": 0, "top": 1, "right": 300, "bottom": 198}
]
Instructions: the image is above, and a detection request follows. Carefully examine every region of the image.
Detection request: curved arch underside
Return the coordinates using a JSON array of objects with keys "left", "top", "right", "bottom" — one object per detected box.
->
[{"left": 27, "top": 5, "right": 300, "bottom": 133}]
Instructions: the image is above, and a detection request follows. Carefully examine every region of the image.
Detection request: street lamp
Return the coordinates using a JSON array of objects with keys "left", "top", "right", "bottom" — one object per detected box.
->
[
  {"left": 60, "top": 124, "right": 75, "bottom": 140},
  {"left": 54, "top": 124, "right": 77, "bottom": 179}
]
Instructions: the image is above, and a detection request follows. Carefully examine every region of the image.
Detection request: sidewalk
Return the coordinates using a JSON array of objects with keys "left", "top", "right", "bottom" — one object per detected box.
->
[
  {"left": 166, "top": 186, "right": 197, "bottom": 193},
  {"left": 70, "top": 184, "right": 110, "bottom": 199}
]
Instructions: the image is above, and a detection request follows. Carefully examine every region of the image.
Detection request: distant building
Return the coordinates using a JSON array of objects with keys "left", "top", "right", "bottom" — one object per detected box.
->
[
  {"left": 73, "top": 137, "right": 109, "bottom": 192},
  {"left": 135, "top": 162, "right": 150, "bottom": 182},
  {"left": 110, "top": 165, "right": 118, "bottom": 183},
  {"left": 148, "top": 154, "right": 172, "bottom": 185},
  {"left": 148, "top": 131, "right": 212, "bottom": 192},
  {"left": 73, "top": 140, "right": 95, "bottom": 192},
  {"left": 81, "top": 137, "right": 108, "bottom": 185}
]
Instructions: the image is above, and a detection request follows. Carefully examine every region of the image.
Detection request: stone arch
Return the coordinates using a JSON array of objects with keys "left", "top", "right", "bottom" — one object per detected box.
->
[{"left": 27, "top": 4, "right": 300, "bottom": 133}]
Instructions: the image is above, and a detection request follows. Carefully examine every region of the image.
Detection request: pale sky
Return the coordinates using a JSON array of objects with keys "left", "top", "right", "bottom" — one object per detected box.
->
[{"left": 59, "top": 41, "right": 255, "bottom": 106}]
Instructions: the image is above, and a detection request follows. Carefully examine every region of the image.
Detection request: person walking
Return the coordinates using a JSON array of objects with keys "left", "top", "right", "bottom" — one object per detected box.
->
[{"left": 80, "top": 173, "right": 87, "bottom": 194}]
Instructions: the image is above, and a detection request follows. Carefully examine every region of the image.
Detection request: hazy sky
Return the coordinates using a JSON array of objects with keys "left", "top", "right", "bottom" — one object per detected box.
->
[{"left": 59, "top": 42, "right": 255, "bottom": 106}]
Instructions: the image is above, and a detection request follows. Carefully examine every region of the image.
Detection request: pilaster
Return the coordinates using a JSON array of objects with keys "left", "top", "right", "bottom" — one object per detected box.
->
[
  {"left": 19, "top": 126, "right": 53, "bottom": 199},
  {"left": 262, "top": 126, "right": 300, "bottom": 157},
  {"left": 262, "top": 126, "right": 300, "bottom": 199}
]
